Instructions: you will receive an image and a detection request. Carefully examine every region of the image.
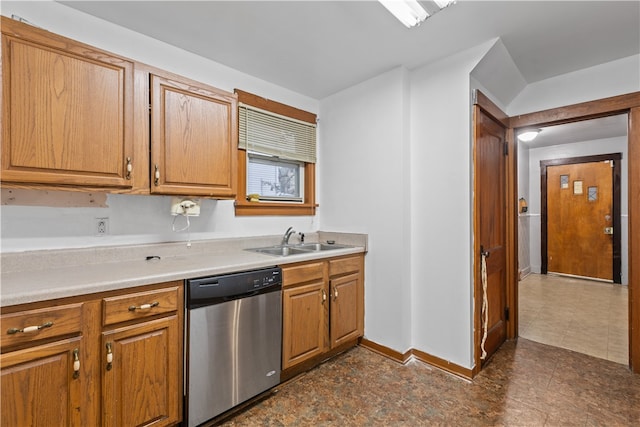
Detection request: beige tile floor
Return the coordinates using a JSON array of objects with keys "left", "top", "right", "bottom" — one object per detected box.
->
[{"left": 519, "top": 273, "right": 629, "bottom": 364}]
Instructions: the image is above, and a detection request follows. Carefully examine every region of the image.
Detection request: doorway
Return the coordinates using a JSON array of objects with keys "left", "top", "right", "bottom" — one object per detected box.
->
[
  {"left": 510, "top": 95, "right": 639, "bottom": 373},
  {"left": 473, "top": 91, "right": 639, "bottom": 374}
]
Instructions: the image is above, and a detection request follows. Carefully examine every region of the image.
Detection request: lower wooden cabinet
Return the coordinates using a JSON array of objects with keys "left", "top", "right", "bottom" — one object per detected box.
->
[
  {"left": 281, "top": 254, "right": 364, "bottom": 372},
  {"left": 0, "top": 281, "right": 183, "bottom": 427},
  {"left": 1, "top": 337, "right": 83, "bottom": 426},
  {"left": 282, "top": 281, "right": 327, "bottom": 369}
]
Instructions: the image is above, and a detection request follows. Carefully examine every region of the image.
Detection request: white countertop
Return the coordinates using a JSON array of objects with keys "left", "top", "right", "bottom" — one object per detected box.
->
[{"left": 0, "top": 232, "right": 366, "bottom": 307}]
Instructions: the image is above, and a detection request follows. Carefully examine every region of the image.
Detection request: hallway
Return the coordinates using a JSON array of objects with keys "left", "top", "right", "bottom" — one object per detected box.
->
[{"left": 519, "top": 273, "right": 628, "bottom": 364}]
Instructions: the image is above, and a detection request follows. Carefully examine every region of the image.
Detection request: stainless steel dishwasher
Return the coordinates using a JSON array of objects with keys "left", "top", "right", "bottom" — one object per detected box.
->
[{"left": 185, "top": 267, "right": 282, "bottom": 427}]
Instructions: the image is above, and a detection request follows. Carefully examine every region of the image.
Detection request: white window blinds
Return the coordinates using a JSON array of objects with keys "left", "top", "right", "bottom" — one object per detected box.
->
[{"left": 238, "top": 103, "right": 317, "bottom": 163}]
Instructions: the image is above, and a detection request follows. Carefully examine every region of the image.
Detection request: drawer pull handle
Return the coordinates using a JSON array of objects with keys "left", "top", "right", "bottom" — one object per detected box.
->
[
  {"left": 106, "top": 342, "right": 113, "bottom": 371},
  {"left": 334, "top": 288, "right": 339, "bottom": 300},
  {"left": 7, "top": 321, "right": 53, "bottom": 335},
  {"left": 322, "top": 289, "right": 327, "bottom": 305},
  {"left": 73, "top": 348, "right": 80, "bottom": 379},
  {"left": 128, "top": 301, "right": 159, "bottom": 312},
  {"left": 154, "top": 164, "right": 160, "bottom": 186}
]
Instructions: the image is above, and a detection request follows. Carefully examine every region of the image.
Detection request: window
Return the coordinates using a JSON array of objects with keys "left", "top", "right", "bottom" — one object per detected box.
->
[
  {"left": 234, "top": 90, "right": 317, "bottom": 216},
  {"left": 247, "top": 153, "right": 304, "bottom": 202}
]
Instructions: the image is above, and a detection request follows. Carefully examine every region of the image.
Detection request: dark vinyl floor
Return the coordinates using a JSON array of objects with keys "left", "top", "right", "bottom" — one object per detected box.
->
[{"left": 221, "top": 339, "right": 640, "bottom": 426}]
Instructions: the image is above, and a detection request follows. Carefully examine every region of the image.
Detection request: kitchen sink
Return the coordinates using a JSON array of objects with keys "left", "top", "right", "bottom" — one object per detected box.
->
[
  {"left": 296, "top": 242, "right": 352, "bottom": 251},
  {"left": 246, "top": 242, "right": 353, "bottom": 257},
  {"left": 250, "top": 246, "right": 310, "bottom": 256}
]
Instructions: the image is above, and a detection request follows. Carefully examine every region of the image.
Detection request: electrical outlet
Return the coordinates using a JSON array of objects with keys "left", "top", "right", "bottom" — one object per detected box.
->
[{"left": 95, "top": 217, "right": 109, "bottom": 236}]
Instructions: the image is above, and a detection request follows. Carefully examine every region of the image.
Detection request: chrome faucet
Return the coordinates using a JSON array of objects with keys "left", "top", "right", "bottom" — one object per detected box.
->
[{"left": 281, "top": 226, "right": 296, "bottom": 245}]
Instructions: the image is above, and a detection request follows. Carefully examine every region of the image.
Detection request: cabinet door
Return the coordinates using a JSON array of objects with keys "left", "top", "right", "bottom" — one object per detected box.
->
[
  {"left": 1, "top": 337, "right": 83, "bottom": 427},
  {"left": 1, "top": 17, "right": 135, "bottom": 188},
  {"left": 150, "top": 73, "right": 237, "bottom": 197},
  {"left": 330, "top": 272, "right": 363, "bottom": 348},
  {"left": 102, "top": 316, "right": 181, "bottom": 427},
  {"left": 282, "top": 281, "right": 328, "bottom": 369}
]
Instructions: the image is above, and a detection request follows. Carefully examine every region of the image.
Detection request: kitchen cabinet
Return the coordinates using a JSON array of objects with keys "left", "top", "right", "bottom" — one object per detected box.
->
[
  {"left": 0, "top": 303, "right": 85, "bottom": 427},
  {"left": 1, "top": 17, "right": 238, "bottom": 198},
  {"left": 100, "top": 285, "right": 183, "bottom": 427},
  {"left": 0, "top": 282, "right": 183, "bottom": 427},
  {"left": 281, "top": 254, "right": 364, "bottom": 373},
  {"left": 329, "top": 255, "right": 365, "bottom": 348},
  {"left": 1, "top": 16, "right": 139, "bottom": 190},
  {"left": 281, "top": 261, "right": 327, "bottom": 370},
  {"left": 148, "top": 69, "right": 238, "bottom": 197}
]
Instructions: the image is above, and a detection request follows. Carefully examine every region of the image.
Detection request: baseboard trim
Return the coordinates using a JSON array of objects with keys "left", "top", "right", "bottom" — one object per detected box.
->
[
  {"left": 359, "top": 338, "right": 473, "bottom": 380},
  {"left": 411, "top": 348, "right": 473, "bottom": 380},
  {"left": 359, "top": 338, "right": 412, "bottom": 364},
  {"left": 519, "top": 266, "right": 531, "bottom": 280}
]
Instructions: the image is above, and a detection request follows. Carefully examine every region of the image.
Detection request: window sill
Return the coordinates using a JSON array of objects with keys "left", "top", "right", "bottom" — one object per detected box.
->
[{"left": 234, "top": 200, "right": 317, "bottom": 216}]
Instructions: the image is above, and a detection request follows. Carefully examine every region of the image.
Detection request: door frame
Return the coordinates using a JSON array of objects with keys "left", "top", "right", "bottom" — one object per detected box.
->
[
  {"left": 540, "top": 153, "right": 623, "bottom": 283},
  {"left": 510, "top": 92, "right": 640, "bottom": 373},
  {"left": 472, "top": 91, "right": 515, "bottom": 375}
]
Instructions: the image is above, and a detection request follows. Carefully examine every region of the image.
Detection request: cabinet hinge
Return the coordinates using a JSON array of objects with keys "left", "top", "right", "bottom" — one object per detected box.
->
[{"left": 504, "top": 306, "right": 510, "bottom": 321}]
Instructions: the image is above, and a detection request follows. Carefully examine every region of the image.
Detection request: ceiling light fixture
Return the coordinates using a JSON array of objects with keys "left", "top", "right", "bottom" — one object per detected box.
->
[
  {"left": 379, "top": 0, "right": 429, "bottom": 28},
  {"left": 379, "top": 0, "right": 457, "bottom": 28},
  {"left": 517, "top": 129, "right": 541, "bottom": 142}
]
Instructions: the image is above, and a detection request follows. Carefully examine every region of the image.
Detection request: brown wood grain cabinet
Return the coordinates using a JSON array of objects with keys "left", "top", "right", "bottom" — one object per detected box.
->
[
  {"left": 1, "top": 16, "right": 137, "bottom": 190},
  {"left": 0, "top": 303, "right": 85, "bottom": 426},
  {"left": 0, "top": 282, "right": 183, "bottom": 427},
  {"left": 149, "top": 71, "right": 238, "bottom": 197},
  {"left": 1, "top": 17, "right": 238, "bottom": 198},
  {"left": 281, "top": 254, "right": 364, "bottom": 371}
]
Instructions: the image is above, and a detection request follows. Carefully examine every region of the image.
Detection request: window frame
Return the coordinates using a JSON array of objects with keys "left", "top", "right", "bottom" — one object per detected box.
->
[{"left": 234, "top": 90, "right": 317, "bottom": 216}]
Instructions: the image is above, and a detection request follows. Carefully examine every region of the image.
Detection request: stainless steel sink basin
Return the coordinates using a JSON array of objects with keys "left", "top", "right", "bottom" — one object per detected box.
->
[
  {"left": 246, "top": 242, "right": 353, "bottom": 256},
  {"left": 296, "top": 243, "right": 352, "bottom": 251},
  {"left": 249, "top": 246, "right": 310, "bottom": 256}
]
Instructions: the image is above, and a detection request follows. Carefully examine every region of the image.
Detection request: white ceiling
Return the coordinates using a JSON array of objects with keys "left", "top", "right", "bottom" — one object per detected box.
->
[
  {"left": 521, "top": 114, "right": 629, "bottom": 149},
  {"left": 58, "top": 0, "right": 637, "bottom": 146},
  {"left": 58, "top": 0, "right": 639, "bottom": 100}
]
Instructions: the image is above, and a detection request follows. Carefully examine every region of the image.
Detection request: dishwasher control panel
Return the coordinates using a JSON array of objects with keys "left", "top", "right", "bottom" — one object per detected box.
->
[{"left": 187, "top": 267, "right": 281, "bottom": 308}]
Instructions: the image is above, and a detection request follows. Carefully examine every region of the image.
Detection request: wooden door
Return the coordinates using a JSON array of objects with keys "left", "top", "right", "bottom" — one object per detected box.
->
[
  {"left": 102, "top": 316, "right": 181, "bottom": 427},
  {"left": 1, "top": 337, "right": 82, "bottom": 427},
  {"left": 1, "top": 17, "right": 135, "bottom": 188},
  {"left": 150, "top": 73, "right": 237, "bottom": 197},
  {"left": 329, "top": 273, "right": 361, "bottom": 348},
  {"left": 546, "top": 160, "right": 615, "bottom": 281},
  {"left": 474, "top": 108, "right": 508, "bottom": 364},
  {"left": 282, "top": 282, "right": 327, "bottom": 369}
]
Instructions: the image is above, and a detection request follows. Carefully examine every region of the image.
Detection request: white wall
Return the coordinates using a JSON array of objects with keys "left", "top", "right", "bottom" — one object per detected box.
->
[
  {"left": 508, "top": 55, "right": 640, "bottom": 116},
  {"left": 525, "top": 136, "right": 629, "bottom": 284},
  {"left": 410, "top": 41, "right": 493, "bottom": 368},
  {"left": 0, "top": 1, "right": 319, "bottom": 252},
  {"left": 518, "top": 147, "right": 532, "bottom": 275},
  {"left": 319, "top": 67, "right": 412, "bottom": 353}
]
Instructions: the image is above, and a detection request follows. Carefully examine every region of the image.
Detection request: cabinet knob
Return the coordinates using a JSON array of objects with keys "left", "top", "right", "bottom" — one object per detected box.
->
[
  {"left": 334, "top": 288, "right": 339, "bottom": 300},
  {"left": 7, "top": 321, "right": 53, "bottom": 335},
  {"left": 125, "top": 157, "right": 132, "bottom": 180},
  {"left": 106, "top": 342, "right": 113, "bottom": 371},
  {"left": 322, "top": 289, "right": 327, "bottom": 305},
  {"left": 73, "top": 348, "right": 80, "bottom": 379}
]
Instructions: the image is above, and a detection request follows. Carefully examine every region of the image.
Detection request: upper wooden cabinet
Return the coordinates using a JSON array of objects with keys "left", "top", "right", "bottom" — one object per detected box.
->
[
  {"left": 150, "top": 71, "right": 237, "bottom": 197},
  {"left": 1, "top": 17, "right": 238, "bottom": 198},
  {"left": 1, "top": 16, "right": 137, "bottom": 189}
]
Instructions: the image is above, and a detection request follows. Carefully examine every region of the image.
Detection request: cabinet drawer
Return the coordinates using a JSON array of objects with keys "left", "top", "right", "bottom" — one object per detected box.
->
[
  {"left": 102, "top": 286, "right": 179, "bottom": 326},
  {"left": 282, "top": 261, "right": 325, "bottom": 288},
  {"left": 329, "top": 255, "right": 362, "bottom": 277},
  {"left": 1, "top": 303, "right": 83, "bottom": 349}
]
